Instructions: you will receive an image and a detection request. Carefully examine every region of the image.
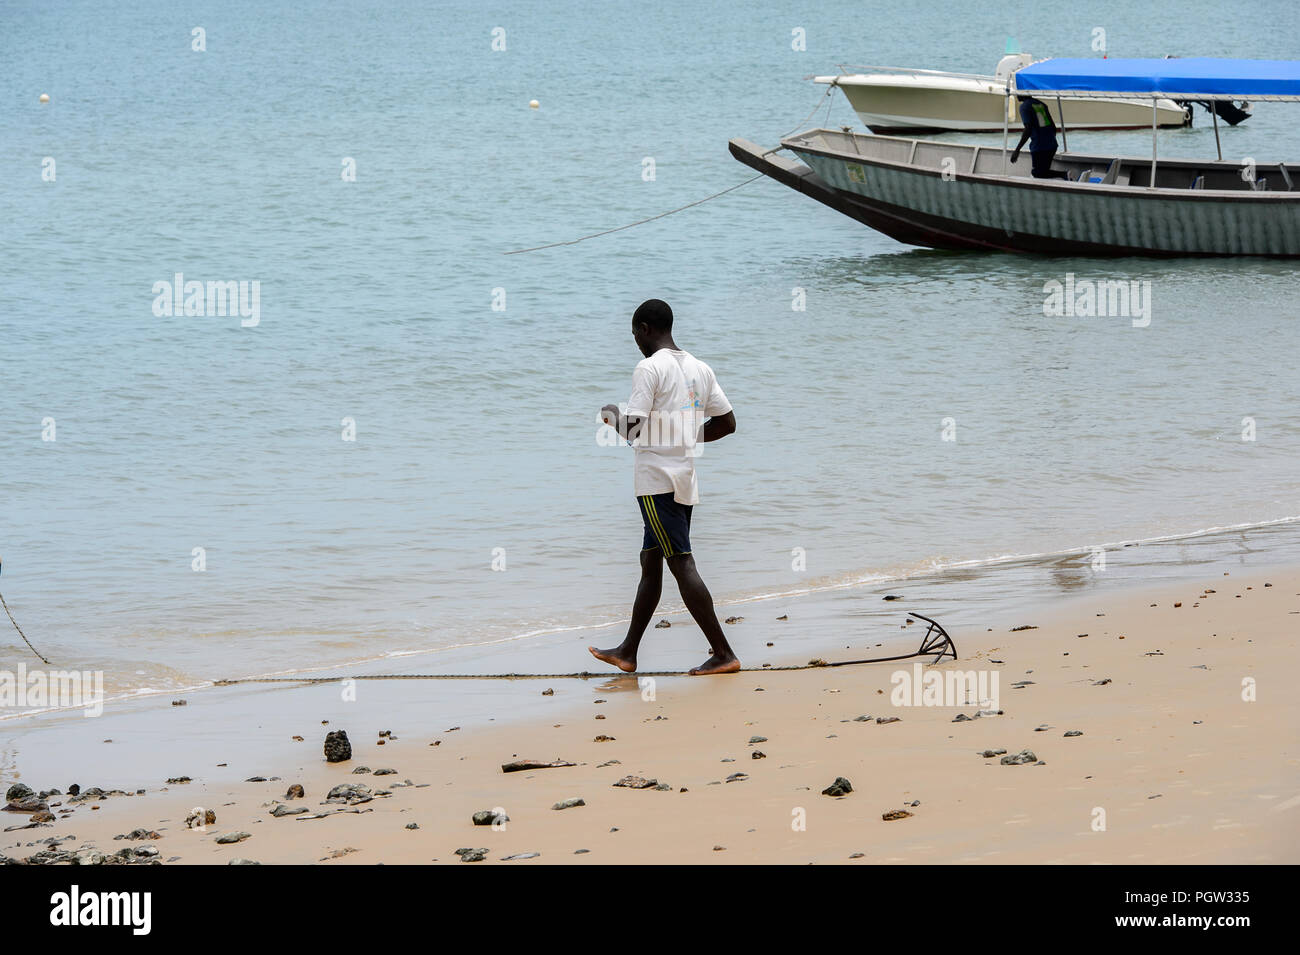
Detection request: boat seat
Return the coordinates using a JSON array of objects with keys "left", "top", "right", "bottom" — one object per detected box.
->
[
  {"left": 1099, "top": 159, "right": 1122, "bottom": 185},
  {"left": 1075, "top": 168, "right": 1116, "bottom": 184},
  {"left": 1251, "top": 177, "right": 1269, "bottom": 192},
  {"left": 1279, "top": 164, "right": 1293, "bottom": 191},
  {"left": 1190, "top": 176, "right": 1205, "bottom": 189}
]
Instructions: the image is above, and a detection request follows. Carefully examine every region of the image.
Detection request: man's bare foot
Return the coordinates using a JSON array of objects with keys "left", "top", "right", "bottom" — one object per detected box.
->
[
  {"left": 688, "top": 653, "right": 741, "bottom": 676},
  {"left": 588, "top": 646, "right": 636, "bottom": 672}
]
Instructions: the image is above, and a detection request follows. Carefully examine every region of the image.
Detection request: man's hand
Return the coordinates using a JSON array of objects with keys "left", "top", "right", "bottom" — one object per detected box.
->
[
  {"left": 600, "top": 404, "right": 644, "bottom": 443},
  {"left": 1010, "top": 149, "right": 1020, "bottom": 164}
]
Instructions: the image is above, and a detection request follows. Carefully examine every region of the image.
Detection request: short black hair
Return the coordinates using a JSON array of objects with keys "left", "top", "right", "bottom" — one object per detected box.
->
[{"left": 633, "top": 298, "right": 673, "bottom": 332}]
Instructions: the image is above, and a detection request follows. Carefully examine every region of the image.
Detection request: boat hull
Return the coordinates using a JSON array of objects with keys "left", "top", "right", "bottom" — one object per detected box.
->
[{"left": 729, "top": 133, "right": 1300, "bottom": 257}]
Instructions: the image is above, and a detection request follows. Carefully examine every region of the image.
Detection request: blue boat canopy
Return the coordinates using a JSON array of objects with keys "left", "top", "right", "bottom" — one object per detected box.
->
[{"left": 1014, "top": 57, "right": 1300, "bottom": 101}]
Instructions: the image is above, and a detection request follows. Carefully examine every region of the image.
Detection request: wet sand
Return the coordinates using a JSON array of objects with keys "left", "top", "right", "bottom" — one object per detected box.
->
[{"left": 5, "top": 565, "right": 1296, "bottom": 864}]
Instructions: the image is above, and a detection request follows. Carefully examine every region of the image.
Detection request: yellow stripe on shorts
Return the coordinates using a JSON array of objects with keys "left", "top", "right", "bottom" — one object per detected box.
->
[{"left": 642, "top": 495, "right": 673, "bottom": 556}]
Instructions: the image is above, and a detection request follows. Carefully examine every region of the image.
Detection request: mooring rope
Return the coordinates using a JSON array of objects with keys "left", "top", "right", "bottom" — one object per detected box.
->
[
  {"left": 503, "top": 87, "right": 840, "bottom": 255},
  {"left": 0, "top": 591, "right": 51, "bottom": 665},
  {"left": 217, "top": 664, "right": 813, "bottom": 684},
  {"left": 217, "top": 615, "right": 955, "bottom": 685},
  {"left": 504, "top": 175, "right": 765, "bottom": 255},
  {"left": 213, "top": 647, "right": 954, "bottom": 685}
]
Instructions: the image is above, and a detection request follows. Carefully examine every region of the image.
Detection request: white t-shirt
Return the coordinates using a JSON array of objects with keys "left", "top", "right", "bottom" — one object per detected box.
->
[{"left": 625, "top": 348, "right": 731, "bottom": 505}]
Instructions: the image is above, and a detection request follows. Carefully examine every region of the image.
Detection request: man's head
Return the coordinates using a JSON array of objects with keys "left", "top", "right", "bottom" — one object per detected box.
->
[{"left": 632, "top": 298, "right": 673, "bottom": 357}]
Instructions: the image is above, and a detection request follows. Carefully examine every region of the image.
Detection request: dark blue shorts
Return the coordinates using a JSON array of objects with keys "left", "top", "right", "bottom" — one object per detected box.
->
[{"left": 639, "top": 492, "right": 692, "bottom": 557}]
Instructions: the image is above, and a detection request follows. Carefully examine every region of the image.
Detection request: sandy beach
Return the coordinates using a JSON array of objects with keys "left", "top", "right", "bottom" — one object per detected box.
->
[{"left": 6, "top": 564, "right": 1296, "bottom": 865}]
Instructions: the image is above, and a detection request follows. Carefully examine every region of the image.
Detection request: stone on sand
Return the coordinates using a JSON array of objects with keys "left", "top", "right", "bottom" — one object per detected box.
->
[
  {"left": 1000, "top": 750, "right": 1037, "bottom": 765},
  {"left": 822, "top": 777, "right": 853, "bottom": 797},
  {"left": 324, "top": 729, "right": 352, "bottom": 763}
]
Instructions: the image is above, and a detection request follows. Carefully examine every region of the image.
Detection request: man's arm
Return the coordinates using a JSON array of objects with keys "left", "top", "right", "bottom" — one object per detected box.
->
[
  {"left": 601, "top": 404, "right": 645, "bottom": 443},
  {"left": 604, "top": 361, "right": 656, "bottom": 443},
  {"left": 701, "top": 410, "right": 736, "bottom": 442},
  {"left": 1010, "top": 103, "right": 1032, "bottom": 160},
  {"left": 1010, "top": 127, "right": 1031, "bottom": 161}
]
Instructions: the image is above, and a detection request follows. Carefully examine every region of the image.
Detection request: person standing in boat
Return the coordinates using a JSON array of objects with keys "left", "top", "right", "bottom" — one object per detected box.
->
[
  {"left": 590, "top": 298, "right": 741, "bottom": 676},
  {"left": 1010, "top": 94, "right": 1069, "bottom": 180}
]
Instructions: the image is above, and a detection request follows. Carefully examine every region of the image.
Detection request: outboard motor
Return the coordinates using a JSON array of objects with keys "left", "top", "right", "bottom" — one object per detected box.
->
[
  {"left": 1202, "top": 99, "right": 1252, "bottom": 125},
  {"left": 1162, "top": 54, "right": 1251, "bottom": 126}
]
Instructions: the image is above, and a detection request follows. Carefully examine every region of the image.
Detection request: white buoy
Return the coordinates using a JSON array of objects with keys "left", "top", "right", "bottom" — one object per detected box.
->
[
  {"left": 39, "top": 93, "right": 50, "bottom": 103},
  {"left": 529, "top": 99, "right": 539, "bottom": 109}
]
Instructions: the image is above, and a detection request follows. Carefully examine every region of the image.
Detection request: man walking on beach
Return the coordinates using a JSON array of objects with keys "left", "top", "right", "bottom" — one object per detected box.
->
[
  {"left": 1010, "top": 94, "right": 1069, "bottom": 180},
  {"left": 590, "top": 299, "right": 741, "bottom": 676}
]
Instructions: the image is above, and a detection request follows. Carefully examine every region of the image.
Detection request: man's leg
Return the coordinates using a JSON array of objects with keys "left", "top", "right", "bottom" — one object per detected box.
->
[
  {"left": 665, "top": 553, "right": 740, "bottom": 675},
  {"left": 1031, "top": 148, "right": 1068, "bottom": 180},
  {"left": 589, "top": 548, "right": 662, "bottom": 672}
]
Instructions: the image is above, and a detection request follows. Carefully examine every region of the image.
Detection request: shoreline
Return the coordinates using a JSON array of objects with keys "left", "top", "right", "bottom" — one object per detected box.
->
[
  {"left": 7, "top": 514, "right": 1300, "bottom": 729},
  {"left": 3, "top": 559, "right": 1297, "bottom": 864}
]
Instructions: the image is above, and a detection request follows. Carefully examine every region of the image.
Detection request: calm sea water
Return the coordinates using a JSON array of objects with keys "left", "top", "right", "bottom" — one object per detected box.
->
[{"left": 3, "top": 0, "right": 1299, "bottom": 702}]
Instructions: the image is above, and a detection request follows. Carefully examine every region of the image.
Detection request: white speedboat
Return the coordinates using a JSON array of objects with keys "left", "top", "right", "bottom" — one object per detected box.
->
[{"left": 814, "top": 53, "right": 1191, "bottom": 132}]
